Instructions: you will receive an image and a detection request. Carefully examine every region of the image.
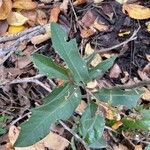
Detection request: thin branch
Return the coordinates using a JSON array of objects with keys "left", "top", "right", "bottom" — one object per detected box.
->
[
  {"left": 0, "top": 74, "right": 52, "bottom": 92},
  {"left": 97, "top": 27, "right": 140, "bottom": 53},
  {"left": 112, "top": 80, "right": 150, "bottom": 89},
  {"left": 59, "top": 120, "right": 90, "bottom": 150}
]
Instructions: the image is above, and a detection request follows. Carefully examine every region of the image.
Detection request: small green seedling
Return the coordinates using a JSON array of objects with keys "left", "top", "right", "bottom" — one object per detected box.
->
[{"left": 15, "top": 23, "right": 142, "bottom": 148}]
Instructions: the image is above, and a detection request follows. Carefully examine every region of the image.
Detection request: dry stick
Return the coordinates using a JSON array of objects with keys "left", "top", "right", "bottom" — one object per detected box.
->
[
  {"left": 0, "top": 25, "right": 46, "bottom": 43},
  {"left": 98, "top": 27, "right": 140, "bottom": 53},
  {"left": 113, "top": 80, "right": 150, "bottom": 89},
  {"left": 59, "top": 120, "right": 90, "bottom": 150},
  {"left": 0, "top": 74, "right": 52, "bottom": 92}
]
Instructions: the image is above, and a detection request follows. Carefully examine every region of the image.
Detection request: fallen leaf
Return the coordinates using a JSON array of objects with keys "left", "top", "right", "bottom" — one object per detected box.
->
[
  {"left": 36, "top": 9, "right": 47, "bottom": 25},
  {"left": 80, "top": 28, "right": 95, "bottom": 38},
  {"left": 73, "top": 0, "right": 86, "bottom": 6},
  {"left": 50, "top": 6, "right": 61, "bottom": 23},
  {"left": 0, "top": 0, "right": 12, "bottom": 20},
  {"left": 8, "top": 25, "right": 26, "bottom": 34},
  {"left": 21, "top": 10, "right": 37, "bottom": 26},
  {"left": 147, "top": 24, "right": 150, "bottom": 32},
  {"left": 138, "top": 63, "right": 150, "bottom": 80},
  {"left": 93, "top": 0, "right": 103, "bottom": 4},
  {"left": 0, "top": 20, "right": 8, "bottom": 35},
  {"left": 112, "top": 121, "right": 123, "bottom": 130},
  {"left": 13, "top": 0, "right": 37, "bottom": 10},
  {"left": 93, "top": 19, "right": 108, "bottom": 31},
  {"left": 7, "top": 12, "right": 28, "bottom": 26},
  {"left": 109, "top": 63, "right": 122, "bottom": 78},
  {"left": 118, "top": 31, "right": 130, "bottom": 37},
  {"left": 86, "top": 80, "right": 98, "bottom": 89},
  {"left": 60, "top": 0, "right": 69, "bottom": 12},
  {"left": 76, "top": 100, "right": 87, "bottom": 114},
  {"left": 123, "top": 4, "right": 150, "bottom": 20},
  {"left": 91, "top": 54, "right": 102, "bottom": 67},
  {"left": 81, "top": 10, "right": 97, "bottom": 28},
  {"left": 146, "top": 54, "right": 150, "bottom": 62},
  {"left": 113, "top": 144, "right": 129, "bottom": 150},
  {"left": 142, "top": 87, "right": 150, "bottom": 101},
  {"left": 85, "top": 43, "right": 94, "bottom": 56},
  {"left": 134, "top": 145, "right": 142, "bottom": 150},
  {"left": 8, "top": 125, "right": 69, "bottom": 150}
]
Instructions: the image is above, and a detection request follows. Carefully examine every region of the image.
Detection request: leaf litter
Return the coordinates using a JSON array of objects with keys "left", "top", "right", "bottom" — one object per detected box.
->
[{"left": 0, "top": 0, "right": 150, "bottom": 150}]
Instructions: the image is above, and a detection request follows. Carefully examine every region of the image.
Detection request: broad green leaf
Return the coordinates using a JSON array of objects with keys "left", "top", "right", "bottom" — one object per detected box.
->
[
  {"left": 78, "top": 102, "right": 105, "bottom": 146},
  {"left": 51, "top": 23, "right": 90, "bottom": 83},
  {"left": 122, "top": 109, "right": 150, "bottom": 129},
  {"left": 32, "top": 53, "right": 71, "bottom": 80},
  {"left": 89, "top": 56, "right": 116, "bottom": 79},
  {"left": 95, "top": 89, "right": 141, "bottom": 108},
  {"left": 15, "top": 83, "right": 81, "bottom": 147}
]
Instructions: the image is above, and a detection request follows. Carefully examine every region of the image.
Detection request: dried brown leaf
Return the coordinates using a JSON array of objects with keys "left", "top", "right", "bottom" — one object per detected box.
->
[
  {"left": 0, "top": 0, "right": 12, "bottom": 20},
  {"left": 50, "top": 6, "right": 61, "bottom": 23}
]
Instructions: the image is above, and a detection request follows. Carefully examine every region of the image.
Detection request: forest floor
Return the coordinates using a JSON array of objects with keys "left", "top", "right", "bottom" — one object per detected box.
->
[{"left": 0, "top": 0, "right": 150, "bottom": 150}]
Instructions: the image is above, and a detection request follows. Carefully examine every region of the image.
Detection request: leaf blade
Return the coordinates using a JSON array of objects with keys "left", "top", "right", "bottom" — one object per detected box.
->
[
  {"left": 51, "top": 23, "right": 90, "bottom": 83},
  {"left": 95, "top": 88, "right": 141, "bottom": 108},
  {"left": 15, "top": 83, "right": 81, "bottom": 147},
  {"left": 32, "top": 53, "right": 71, "bottom": 80}
]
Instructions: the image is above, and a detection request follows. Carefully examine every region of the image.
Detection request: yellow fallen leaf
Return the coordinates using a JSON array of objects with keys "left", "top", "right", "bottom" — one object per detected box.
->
[
  {"left": 0, "top": 0, "right": 12, "bottom": 20},
  {"left": 85, "top": 43, "right": 94, "bottom": 56},
  {"left": 147, "top": 24, "right": 150, "bottom": 32},
  {"left": 50, "top": 6, "right": 61, "bottom": 23},
  {"left": 8, "top": 25, "right": 26, "bottom": 34},
  {"left": 123, "top": 4, "right": 150, "bottom": 20},
  {"left": 112, "top": 121, "right": 123, "bottom": 130},
  {"left": 86, "top": 80, "right": 98, "bottom": 89},
  {"left": 118, "top": 31, "right": 130, "bottom": 37},
  {"left": 13, "top": 0, "right": 37, "bottom": 10},
  {"left": 7, "top": 12, "right": 28, "bottom": 26}
]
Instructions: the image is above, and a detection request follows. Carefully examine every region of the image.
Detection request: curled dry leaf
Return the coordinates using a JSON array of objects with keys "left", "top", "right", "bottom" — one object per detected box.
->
[
  {"left": 123, "top": 4, "right": 150, "bottom": 20},
  {"left": 50, "top": 6, "right": 61, "bottom": 23},
  {"left": 0, "top": 0, "right": 12, "bottom": 20},
  {"left": 7, "top": 12, "right": 28, "bottom": 26},
  {"left": 8, "top": 125, "right": 69, "bottom": 150},
  {"left": 13, "top": 0, "right": 37, "bottom": 10},
  {"left": 138, "top": 63, "right": 150, "bottom": 80}
]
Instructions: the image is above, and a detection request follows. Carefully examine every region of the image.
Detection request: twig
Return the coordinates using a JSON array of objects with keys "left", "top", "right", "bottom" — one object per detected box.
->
[
  {"left": 112, "top": 80, "right": 150, "bottom": 89},
  {"left": 11, "top": 112, "right": 31, "bottom": 125},
  {"left": 59, "top": 120, "right": 90, "bottom": 150},
  {"left": 0, "top": 74, "right": 52, "bottom": 92},
  {"left": 97, "top": 27, "right": 140, "bottom": 53}
]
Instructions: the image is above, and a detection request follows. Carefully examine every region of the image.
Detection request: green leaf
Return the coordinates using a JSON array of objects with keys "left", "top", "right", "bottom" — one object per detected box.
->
[
  {"left": 51, "top": 23, "right": 90, "bottom": 83},
  {"left": 89, "top": 56, "right": 116, "bottom": 79},
  {"left": 146, "top": 145, "right": 150, "bottom": 150},
  {"left": 32, "top": 53, "right": 71, "bottom": 80},
  {"left": 122, "top": 109, "right": 150, "bottom": 129},
  {"left": 0, "top": 127, "right": 6, "bottom": 135},
  {"left": 15, "top": 83, "right": 81, "bottom": 147},
  {"left": 78, "top": 102, "right": 105, "bottom": 146},
  {"left": 95, "top": 89, "right": 141, "bottom": 108}
]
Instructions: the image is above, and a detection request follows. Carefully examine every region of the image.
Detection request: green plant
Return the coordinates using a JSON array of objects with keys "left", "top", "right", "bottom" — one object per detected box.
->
[
  {"left": 15, "top": 23, "right": 142, "bottom": 148},
  {"left": 0, "top": 115, "right": 9, "bottom": 135}
]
